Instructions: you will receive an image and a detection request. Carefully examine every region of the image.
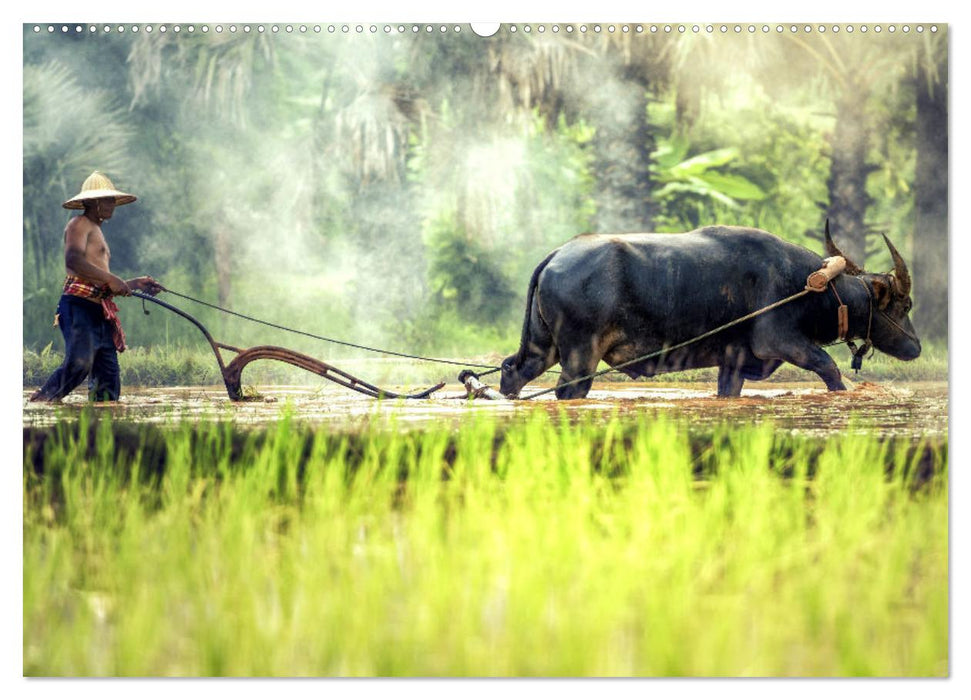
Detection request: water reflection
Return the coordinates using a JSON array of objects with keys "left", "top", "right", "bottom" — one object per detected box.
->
[{"left": 22, "top": 380, "right": 948, "bottom": 440}]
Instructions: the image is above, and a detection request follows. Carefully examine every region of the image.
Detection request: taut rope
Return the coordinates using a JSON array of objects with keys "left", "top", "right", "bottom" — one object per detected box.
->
[{"left": 157, "top": 286, "right": 502, "bottom": 374}]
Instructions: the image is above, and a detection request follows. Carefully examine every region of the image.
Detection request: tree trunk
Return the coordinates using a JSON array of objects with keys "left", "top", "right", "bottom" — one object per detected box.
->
[
  {"left": 912, "top": 44, "right": 948, "bottom": 342},
  {"left": 825, "top": 81, "right": 875, "bottom": 266},
  {"left": 213, "top": 226, "right": 232, "bottom": 307},
  {"left": 588, "top": 70, "right": 656, "bottom": 233},
  {"left": 348, "top": 179, "right": 425, "bottom": 332}
]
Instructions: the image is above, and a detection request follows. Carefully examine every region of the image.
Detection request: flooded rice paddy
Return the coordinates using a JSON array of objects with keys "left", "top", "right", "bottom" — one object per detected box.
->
[
  {"left": 23, "top": 377, "right": 949, "bottom": 676},
  {"left": 22, "top": 378, "right": 948, "bottom": 439}
]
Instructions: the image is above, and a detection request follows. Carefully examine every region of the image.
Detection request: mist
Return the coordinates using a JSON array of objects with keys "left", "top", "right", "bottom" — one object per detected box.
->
[{"left": 23, "top": 23, "right": 948, "bottom": 366}]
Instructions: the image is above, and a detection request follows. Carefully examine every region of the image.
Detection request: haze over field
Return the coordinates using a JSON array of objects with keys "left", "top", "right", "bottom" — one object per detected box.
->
[{"left": 23, "top": 24, "right": 948, "bottom": 361}]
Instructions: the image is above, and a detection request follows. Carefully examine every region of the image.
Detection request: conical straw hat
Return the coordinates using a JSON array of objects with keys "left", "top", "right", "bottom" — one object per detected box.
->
[{"left": 62, "top": 171, "right": 137, "bottom": 210}]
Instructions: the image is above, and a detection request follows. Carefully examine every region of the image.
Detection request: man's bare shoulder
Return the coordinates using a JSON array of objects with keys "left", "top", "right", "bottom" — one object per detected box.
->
[
  {"left": 65, "top": 214, "right": 96, "bottom": 234},
  {"left": 64, "top": 214, "right": 99, "bottom": 243}
]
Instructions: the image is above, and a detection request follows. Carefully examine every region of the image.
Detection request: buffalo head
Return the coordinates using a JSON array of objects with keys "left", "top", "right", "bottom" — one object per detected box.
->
[
  {"left": 500, "top": 351, "right": 546, "bottom": 398},
  {"left": 824, "top": 221, "right": 921, "bottom": 361}
]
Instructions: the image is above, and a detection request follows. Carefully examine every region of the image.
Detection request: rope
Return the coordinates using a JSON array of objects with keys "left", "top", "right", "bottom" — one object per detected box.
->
[
  {"left": 157, "top": 269, "right": 862, "bottom": 396},
  {"left": 879, "top": 310, "right": 919, "bottom": 343},
  {"left": 157, "top": 287, "right": 501, "bottom": 373},
  {"left": 844, "top": 277, "right": 874, "bottom": 371},
  {"left": 519, "top": 287, "right": 813, "bottom": 400}
]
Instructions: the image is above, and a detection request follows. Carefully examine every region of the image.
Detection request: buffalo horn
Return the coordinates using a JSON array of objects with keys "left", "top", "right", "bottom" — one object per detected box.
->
[
  {"left": 883, "top": 233, "right": 912, "bottom": 297},
  {"left": 823, "top": 219, "right": 864, "bottom": 275}
]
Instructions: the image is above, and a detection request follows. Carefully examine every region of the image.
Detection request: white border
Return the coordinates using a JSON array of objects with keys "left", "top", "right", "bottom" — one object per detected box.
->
[{"left": 8, "top": 1, "right": 964, "bottom": 697}]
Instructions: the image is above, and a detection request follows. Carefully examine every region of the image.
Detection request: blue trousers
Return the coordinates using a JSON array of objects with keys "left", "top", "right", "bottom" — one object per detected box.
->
[{"left": 33, "top": 295, "right": 121, "bottom": 402}]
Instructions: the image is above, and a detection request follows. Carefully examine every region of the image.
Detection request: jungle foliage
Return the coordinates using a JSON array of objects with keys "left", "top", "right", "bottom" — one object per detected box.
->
[{"left": 22, "top": 25, "right": 948, "bottom": 360}]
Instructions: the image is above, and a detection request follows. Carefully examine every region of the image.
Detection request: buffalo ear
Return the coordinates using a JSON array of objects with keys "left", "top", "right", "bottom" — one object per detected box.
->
[{"left": 871, "top": 276, "right": 893, "bottom": 310}]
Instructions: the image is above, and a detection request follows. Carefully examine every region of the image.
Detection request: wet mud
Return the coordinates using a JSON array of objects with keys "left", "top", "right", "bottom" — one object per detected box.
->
[{"left": 22, "top": 379, "right": 948, "bottom": 439}]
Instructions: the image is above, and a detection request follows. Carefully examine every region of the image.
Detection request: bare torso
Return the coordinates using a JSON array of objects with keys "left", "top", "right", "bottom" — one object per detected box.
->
[
  {"left": 65, "top": 215, "right": 111, "bottom": 277},
  {"left": 61, "top": 200, "right": 160, "bottom": 299}
]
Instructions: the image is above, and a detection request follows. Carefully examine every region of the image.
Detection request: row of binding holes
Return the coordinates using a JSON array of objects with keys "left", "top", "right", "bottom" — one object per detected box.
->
[
  {"left": 511, "top": 24, "right": 937, "bottom": 34},
  {"left": 31, "top": 24, "right": 461, "bottom": 34},
  {"left": 32, "top": 24, "right": 940, "bottom": 35}
]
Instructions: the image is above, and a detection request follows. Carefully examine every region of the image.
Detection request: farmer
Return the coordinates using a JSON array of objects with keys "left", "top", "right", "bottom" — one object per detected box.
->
[{"left": 29, "top": 171, "right": 163, "bottom": 402}]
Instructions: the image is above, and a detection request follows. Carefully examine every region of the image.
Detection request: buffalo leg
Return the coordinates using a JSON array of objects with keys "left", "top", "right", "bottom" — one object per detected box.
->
[
  {"left": 742, "top": 358, "right": 783, "bottom": 381},
  {"left": 554, "top": 344, "right": 601, "bottom": 400},
  {"left": 716, "top": 344, "right": 748, "bottom": 397},
  {"left": 765, "top": 342, "right": 846, "bottom": 391},
  {"left": 717, "top": 364, "right": 745, "bottom": 397}
]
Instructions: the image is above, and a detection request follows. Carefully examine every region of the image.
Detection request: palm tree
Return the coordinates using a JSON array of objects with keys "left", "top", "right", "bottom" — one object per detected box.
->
[
  {"left": 128, "top": 31, "right": 275, "bottom": 128},
  {"left": 23, "top": 60, "right": 133, "bottom": 347},
  {"left": 784, "top": 29, "right": 946, "bottom": 339},
  {"left": 783, "top": 31, "right": 914, "bottom": 265},
  {"left": 582, "top": 51, "right": 657, "bottom": 233},
  {"left": 912, "top": 30, "right": 948, "bottom": 341},
  {"left": 126, "top": 31, "right": 279, "bottom": 308},
  {"left": 517, "top": 29, "right": 668, "bottom": 234}
]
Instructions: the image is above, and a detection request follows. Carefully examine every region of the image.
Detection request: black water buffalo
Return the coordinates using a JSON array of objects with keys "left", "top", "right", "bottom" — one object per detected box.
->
[{"left": 500, "top": 225, "right": 921, "bottom": 399}]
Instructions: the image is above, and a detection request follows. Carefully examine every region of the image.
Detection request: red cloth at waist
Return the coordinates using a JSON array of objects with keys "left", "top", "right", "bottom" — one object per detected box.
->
[{"left": 62, "top": 275, "right": 127, "bottom": 352}]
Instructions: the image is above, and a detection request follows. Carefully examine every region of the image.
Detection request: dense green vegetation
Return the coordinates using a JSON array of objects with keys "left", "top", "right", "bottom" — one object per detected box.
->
[
  {"left": 23, "top": 410, "right": 947, "bottom": 676},
  {"left": 22, "top": 25, "right": 949, "bottom": 681},
  {"left": 23, "top": 24, "right": 948, "bottom": 364},
  {"left": 22, "top": 337, "right": 949, "bottom": 390}
]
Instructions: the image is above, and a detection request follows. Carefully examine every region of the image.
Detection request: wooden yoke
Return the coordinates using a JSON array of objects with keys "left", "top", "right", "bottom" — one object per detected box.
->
[
  {"left": 805, "top": 256, "right": 847, "bottom": 292},
  {"left": 801, "top": 256, "right": 851, "bottom": 340}
]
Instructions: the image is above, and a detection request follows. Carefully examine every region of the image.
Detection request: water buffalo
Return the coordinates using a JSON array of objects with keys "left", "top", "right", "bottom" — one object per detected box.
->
[{"left": 500, "top": 225, "right": 921, "bottom": 399}]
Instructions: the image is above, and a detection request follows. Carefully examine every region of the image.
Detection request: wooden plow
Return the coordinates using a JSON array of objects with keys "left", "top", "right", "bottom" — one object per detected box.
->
[{"left": 133, "top": 292, "right": 445, "bottom": 401}]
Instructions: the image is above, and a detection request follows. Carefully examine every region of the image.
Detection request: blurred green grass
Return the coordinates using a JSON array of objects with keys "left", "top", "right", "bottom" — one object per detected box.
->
[
  {"left": 22, "top": 338, "right": 948, "bottom": 389},
  {"left": 23, "top": 409, "right": 948, "bottom": 676}
]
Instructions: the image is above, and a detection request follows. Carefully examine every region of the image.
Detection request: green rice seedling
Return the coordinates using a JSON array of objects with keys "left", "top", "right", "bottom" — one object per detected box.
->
[{"left": 23, "top": 408, "right": 947, "bottom": 677}]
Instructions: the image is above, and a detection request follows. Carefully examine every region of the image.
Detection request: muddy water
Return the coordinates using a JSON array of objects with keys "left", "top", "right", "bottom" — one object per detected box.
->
[{"left": 22, "top": 379, "right": 948, "bottom": 439}]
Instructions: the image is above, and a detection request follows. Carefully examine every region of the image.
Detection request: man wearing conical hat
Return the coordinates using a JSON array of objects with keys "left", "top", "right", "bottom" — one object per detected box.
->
[{"left": 29, "top": 172, "right": 163, "bottom": 402}]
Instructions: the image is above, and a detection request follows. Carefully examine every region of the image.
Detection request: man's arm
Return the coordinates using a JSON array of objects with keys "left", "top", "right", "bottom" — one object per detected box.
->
[{"left": 64, "top": 218, "right": 131, "bottom": 296}]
